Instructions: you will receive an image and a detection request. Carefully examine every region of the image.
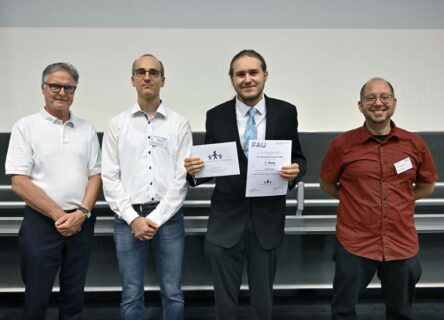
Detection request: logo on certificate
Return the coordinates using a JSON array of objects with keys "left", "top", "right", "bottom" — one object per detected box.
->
[
  {"left": 191, "top": 142, "right": 240, "bottom": 178},
  {"left": 251, "top": 141, "right": 267, "bottom": 148},
  {"left": 207, "top": 150, "right": 223, "bottom": 160}
]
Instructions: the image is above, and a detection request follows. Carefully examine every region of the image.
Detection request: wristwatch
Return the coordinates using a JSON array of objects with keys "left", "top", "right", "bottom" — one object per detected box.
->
[{"left": 78, "top": 206, "right": 91, "bottom": 219}]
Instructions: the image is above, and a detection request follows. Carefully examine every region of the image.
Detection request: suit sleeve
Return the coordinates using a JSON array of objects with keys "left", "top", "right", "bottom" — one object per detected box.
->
[{"left": 289, "top": 106, "right": 306, "bottom": 189}]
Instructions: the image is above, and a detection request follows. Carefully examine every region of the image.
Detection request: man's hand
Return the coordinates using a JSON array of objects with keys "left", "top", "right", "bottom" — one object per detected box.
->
[
  {"left": 55, "top": 211, "right": 86, "bottom": 237},
  {"left": 184, "top": 156, "right": 204, "bottom": 175},
  {"left": 280, "top": 163, "right": 300, "bottom": 181},
  {"left": 130, "top": 217, "right": 159, "bottom": 241}
]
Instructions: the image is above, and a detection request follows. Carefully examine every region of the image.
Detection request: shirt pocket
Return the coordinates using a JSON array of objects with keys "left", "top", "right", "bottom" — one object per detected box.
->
[{"left": 152, "top": 136, "right": 178, "bottom": 181}]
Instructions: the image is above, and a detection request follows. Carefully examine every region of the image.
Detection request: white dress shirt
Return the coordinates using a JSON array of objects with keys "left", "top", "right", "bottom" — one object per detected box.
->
[
  {"left": 101, "top": 103, "right": 192, "bottom": 226},
  {"left": 235, "top": 95, "right": 266, "bottom": 142},
  {"left": 5, "top": 109, "right": 101, "bottom": 210}
]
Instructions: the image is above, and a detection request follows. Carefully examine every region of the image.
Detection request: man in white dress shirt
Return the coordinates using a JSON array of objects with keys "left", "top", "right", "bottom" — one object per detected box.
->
[
  {"left": 5, "top": 62, "right": 101, "bottom": 320},
  {"left": 101, "top": 54, "right": 192, "bottom": 319}
]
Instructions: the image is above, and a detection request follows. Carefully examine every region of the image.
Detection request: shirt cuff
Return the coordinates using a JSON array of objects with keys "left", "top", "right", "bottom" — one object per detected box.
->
[
  {"left": 5, "top": 169, "right": 31, "bottom": 176},
  {"left": 121, "top": 207, "right": 139, "bottom": 225},
  {"left": 89, "top": 169, "right": 101, "bottom": 176},
  {"left": 146, "top": 209, "right": 164, "bottom": 227}
]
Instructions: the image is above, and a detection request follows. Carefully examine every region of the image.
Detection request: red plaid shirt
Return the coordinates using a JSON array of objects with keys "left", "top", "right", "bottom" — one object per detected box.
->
[{"left": 320, "top": 123, "right": 438, "bottom": 261}]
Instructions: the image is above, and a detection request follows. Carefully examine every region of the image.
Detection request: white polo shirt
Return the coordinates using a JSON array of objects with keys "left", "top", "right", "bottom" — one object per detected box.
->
[
  {"left": 101, "top": 103, "right": 192, "bottom": 226},
  {"left": 5, "top": 109, "right": 101, "bottom": 210}
]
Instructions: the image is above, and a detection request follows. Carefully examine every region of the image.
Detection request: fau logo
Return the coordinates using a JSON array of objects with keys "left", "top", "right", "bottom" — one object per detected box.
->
[{"left": 251, "top": 141, "right": 266, "bottom": 148}]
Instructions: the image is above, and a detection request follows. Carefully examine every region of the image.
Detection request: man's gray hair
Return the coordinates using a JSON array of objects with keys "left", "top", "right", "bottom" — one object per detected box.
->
[{"left": 42, "top": 62, "right": 79, "bottom": 85}]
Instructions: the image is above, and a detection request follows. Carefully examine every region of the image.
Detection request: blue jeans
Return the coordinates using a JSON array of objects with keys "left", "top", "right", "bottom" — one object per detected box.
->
[{"left": 114, "top": 210, "right": 185, "bottom": 320}]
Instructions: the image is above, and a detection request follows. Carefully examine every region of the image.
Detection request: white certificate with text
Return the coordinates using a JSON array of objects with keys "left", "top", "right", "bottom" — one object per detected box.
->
[
  {"left": 192, "top": 142, "right": 240, "bottom": 178},
  {"left": 246, "top": 140, "right": 291, "bottom": 197}
]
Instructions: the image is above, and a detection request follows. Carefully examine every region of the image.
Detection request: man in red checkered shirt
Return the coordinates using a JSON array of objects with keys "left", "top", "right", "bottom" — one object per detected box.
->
[{"left": 320, "top": 77, "right": 438, "bottom": 320}]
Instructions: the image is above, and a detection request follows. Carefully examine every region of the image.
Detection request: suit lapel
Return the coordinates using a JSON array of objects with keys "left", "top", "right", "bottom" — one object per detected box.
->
[
  {"left": 223, "top": 99, "right": 241, "bottom": 144},
  {"left": 223, "top": 98, "right": 249, "bottom": 171},
  {"left": 265, "top": 95, "right": 277, "bottom": 140}
]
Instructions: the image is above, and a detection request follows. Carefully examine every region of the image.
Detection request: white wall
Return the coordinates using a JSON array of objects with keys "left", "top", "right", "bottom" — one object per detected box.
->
[
  {"left": 1, "top": 28, "right": 443, "bottom": 132},
  {"left": 1, "top": 0, "right": 443, "bottom": 132}
]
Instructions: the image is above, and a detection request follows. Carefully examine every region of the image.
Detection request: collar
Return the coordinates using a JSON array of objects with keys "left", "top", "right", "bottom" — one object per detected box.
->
[
  {"left": 357, "top": 120, "right": 401, "bottom": 143},
  {"left": 40, "top": 108, "right": 75, "bottom": 127},
  {"left": 130, "top": 102, "right": 167, "bottom": 119},
  {"left": 235, "top": 95, "right": 266, "bottom": 117}
]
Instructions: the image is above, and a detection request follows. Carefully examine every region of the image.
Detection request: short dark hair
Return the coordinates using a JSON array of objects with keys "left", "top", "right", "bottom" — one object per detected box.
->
[
  {"left": 229, "top": 49, "right": 267, "bottom": 77},
  {"left": 132, "top": 54, "right": 165, "bottom": 77},
  {"left": 360, "top": 77, "right": 395, "bottom": 100},
  {"left": 42, "top": 62, "right": 79, "bottom": 85}
]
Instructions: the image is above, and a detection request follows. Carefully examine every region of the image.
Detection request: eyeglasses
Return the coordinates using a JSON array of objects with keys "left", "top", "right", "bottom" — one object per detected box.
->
[
  {"left": 133, "top": 68, "right": 162, "bottom": 79},
  {"left": 362, "top": 94, "right": 394, "bottom": 104},
  {"left": 44, "top": 83, "right": 77, "bottom": 94}
]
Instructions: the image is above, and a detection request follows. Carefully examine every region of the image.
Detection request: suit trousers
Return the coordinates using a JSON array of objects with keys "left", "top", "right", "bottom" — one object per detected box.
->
[
  {"left": 331, "top": 239, "right": 422, "bottom": 320},
  {"left": 204, "top": 218, "right": 281, "bottom": 320},
  {"left": 19, "top": 206, "right": 95, "bottom": 320}
]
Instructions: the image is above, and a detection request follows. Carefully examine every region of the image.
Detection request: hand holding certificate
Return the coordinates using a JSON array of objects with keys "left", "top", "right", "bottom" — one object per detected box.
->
[
  {"left": 191, "top": 142, "right": 240, "bottom": 178},
  {"left": 245, "top": 140, "right": 292, "bottom": 197}
]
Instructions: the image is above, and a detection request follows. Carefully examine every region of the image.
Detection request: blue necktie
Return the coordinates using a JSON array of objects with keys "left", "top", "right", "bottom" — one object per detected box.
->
[{"left": 243, "top": 108, "right": 257, "bottom": 157}]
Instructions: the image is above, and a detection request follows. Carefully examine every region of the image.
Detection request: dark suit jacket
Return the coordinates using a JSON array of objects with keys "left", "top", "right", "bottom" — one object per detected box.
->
[{"left": 188, "top": 96, "right": 306, "bottom": 250}]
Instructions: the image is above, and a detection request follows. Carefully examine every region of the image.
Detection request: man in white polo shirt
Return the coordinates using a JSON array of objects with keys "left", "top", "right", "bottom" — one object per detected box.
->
[
  {"left": 5, "top": 62, "right": 101, "bottom": 320},
  {"left": 102, "top": 54, "right": 192, "bottom": 319}
]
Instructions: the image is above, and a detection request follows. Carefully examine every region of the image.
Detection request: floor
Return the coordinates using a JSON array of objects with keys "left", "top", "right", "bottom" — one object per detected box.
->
[{"left": 1, "top": 292, "right": 444, "bottom": 319}]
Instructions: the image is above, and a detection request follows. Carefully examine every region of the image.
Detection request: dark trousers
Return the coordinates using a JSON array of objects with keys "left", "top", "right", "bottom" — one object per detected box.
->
[
  {"left": 331, "top": 239, "right": 422, "bottom": 320},
  {"left": 204, "top": 219, "right": 281, "bottom": 320},
  {"left": 19, "top": 206, "right": 95, "bottom": 320}
]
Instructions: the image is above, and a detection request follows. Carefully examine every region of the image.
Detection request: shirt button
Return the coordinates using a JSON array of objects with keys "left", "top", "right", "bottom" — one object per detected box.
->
[
  {"left": 149, "top": 166, "right": 152, "bottom": 169},
  {"left": 148, "top": 151, "right": 151, "bottom": 154},
  {"left": 148, "top": 136, "right": 151, "bottom": 139},
  {"left": 151, "top": 197, "right": 154, "bottom": 201},
  {"left": 150, "top": 182, "right": 153, "bottom": 185}
]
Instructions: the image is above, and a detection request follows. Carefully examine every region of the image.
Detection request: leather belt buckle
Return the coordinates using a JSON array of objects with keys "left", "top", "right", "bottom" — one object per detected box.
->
[{"left": 132, "top": 202, "right": 159, "bottom": 216}]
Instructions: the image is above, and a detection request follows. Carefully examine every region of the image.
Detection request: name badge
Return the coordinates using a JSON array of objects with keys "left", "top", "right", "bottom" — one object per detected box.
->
[
  {"left": 394, "top": 157, "right": 413, "bottom": 174},
  {"left": 150, "top": 134, "right": 169, "bottom": 148}
]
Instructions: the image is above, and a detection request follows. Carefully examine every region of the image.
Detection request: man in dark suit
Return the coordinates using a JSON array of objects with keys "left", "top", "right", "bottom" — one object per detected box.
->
[{"left": 184, "top": 49, "right": 306, "bottom": 319}]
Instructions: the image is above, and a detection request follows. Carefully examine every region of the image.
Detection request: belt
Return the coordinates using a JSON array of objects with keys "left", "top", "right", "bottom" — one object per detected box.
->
[{"left": 132, "top": 202, "right": 159, "bottom": 214}]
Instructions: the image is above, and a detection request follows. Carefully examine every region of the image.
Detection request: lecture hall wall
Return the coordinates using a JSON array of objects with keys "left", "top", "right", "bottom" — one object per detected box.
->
[{"left": 1, "top": 0, "right": 443, "bottom": 132}]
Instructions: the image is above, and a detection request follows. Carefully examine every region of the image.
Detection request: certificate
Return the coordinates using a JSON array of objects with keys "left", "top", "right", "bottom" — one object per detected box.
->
[
  {"left": 191, "top": 142, "right": 240, "bottom": 178},
  {"left": 245, "top": 140, "right": 291, "bottom": 197}
]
